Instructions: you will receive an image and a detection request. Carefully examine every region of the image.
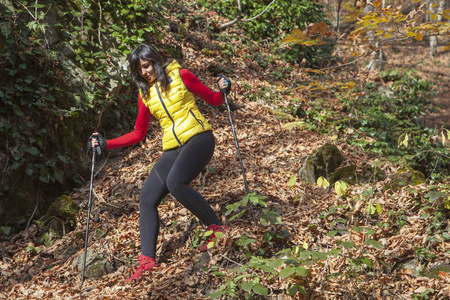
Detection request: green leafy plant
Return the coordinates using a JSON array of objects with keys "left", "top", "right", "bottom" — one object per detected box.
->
[
  {"left": 301, "top": 70, "right": 447, "bottom": 178},
  {"left": 26, "top": 245, "right": 45, "bottom": 255},
  {"left": 0, "top": 0, "right": 170, "bottom": 225},
  {"left": 317, "top": 176, "right": 330, "bottom": 188},
  {"left": 208, "top": 250, "right": 319, "bottom": 299},
  {"left": 201, "top": 229, "right": 226, "bottom": 251},
  {"left": 225, "top": 192, "right": 267, "bottom": 221},
  {"left": 237, "top": 235, "right": 256, "bottom": 249},
  {"left": 260, "top": 208, "right": 282, "bottom": 226},
  {"left": 197, "top": 0, "right": 328, "bottom": 41},
  {"left": 412, "top": 184, "right": 450, "bottom": 243},
  {"left": 0, "top": 226, "right": 12, "bottom": 235},
  {"left": 334, "top": 180, "right": 350, "bottom": 198},
  {"left": 411, "top": 288, "right": 435, "bottom": 300}
]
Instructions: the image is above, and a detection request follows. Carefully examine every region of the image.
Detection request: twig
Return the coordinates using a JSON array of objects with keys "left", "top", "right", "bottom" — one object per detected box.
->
[
  {"left": 218, "top": 254, "right": 259, "bottom": 276},
  {"left": 105, "top": 238, "right": 129, "bottom": 264},
  {"left": 26, "top": 201, "right": 39, "bottom": 231},
  {"left": 313, "top": 289, "right": 343, "bottom": 296},
  {"left": 50, "top": 216, "right": 67, "bottom": 236},
  {"left": 97, "top": 1, "right": 103, "bottom": 47},
  {"left": 219, "top": 253, "right": 245, "bottom": 267},
  {"left": 219, "top": 0, "right": 276, "bottom": 29},
  {"left": 92, "top": 188, "right": 120, "bottom": 209},
  {"left": 94, "top": 156, "right": 108, "bottom": 178},
  {"left": 242, "top": 0, "right": 276, "bottom": 22},
  {"left": 14, "top": 0, "right": 51, "bottom": 48}
]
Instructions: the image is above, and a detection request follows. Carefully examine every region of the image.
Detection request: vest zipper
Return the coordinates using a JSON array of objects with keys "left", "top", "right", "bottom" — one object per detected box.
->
[
  {"left": 155, "top": 82, "right": 183, "bottom": 146},
  {"left": 189, "top": 110, "right": 205, "bottom": 129}
]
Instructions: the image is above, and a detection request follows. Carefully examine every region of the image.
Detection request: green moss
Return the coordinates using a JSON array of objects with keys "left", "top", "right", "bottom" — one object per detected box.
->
[
  {"left": 299, "top": 143, "right": 344, "bottom": 183},
  {"left": 330, "top": 164, "right": 386, "bottom": 186},
  {"left": 320, "top": 143, "right": 344, "bottom": 174},
  {"left": 88, "top": 261, "right": 104, "bottom": 278},
  {"left": 84, "top": 255, "right": 116, "bottom": 279},
  {"left": 422, "top": 264, "right": 450, "bottom": 279},
  {"left": 280, "top": 104, "right": 306, "bottom": 119},
  {"left": 48, "top": 195, "right": 78, "bottom": 226},
  {"left": 383, "top": 169, "right": 425, "bottom": 192},
  {"left": 329, "top": 165, "right": 357, "bottom": 185},
  {"left": 37, "top": 218, "right": 65, "bottom": 247},
  {"left": 269, "top": 109, "right": 295, "bottom": 121}
]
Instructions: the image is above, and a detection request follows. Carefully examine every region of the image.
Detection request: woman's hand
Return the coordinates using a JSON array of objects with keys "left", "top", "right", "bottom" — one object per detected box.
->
[
  {"left": 217, "top": 74, "right": 231, "bottom": 95},
  {"left": 88, "top": 133, "right": 107, "bottom": 154},
  {"left": 217, "top": 77, "right": 227, "bottom": 90}
]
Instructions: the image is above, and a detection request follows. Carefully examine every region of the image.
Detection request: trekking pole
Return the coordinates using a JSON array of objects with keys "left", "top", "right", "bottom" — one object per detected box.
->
[
  {"left": 219, "top": 74, "right": 257, "bottom": 225},
  {"left": 81, "top": 141, "right": 98, "bottom": 286}
]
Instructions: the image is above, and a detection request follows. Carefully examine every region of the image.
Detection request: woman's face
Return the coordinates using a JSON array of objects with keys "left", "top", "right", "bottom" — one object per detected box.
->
[{"left": 138, "top": 59, "right": 156, "bottom": 82}]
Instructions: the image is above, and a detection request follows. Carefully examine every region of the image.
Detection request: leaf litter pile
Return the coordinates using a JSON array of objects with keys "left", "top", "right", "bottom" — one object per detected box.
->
[{"left": 2, "top": 2, "right": 450, "bottom": 299}]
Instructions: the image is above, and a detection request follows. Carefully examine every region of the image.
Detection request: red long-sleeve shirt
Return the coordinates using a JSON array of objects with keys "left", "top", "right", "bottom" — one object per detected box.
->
[{"left": 106, "top": 69, "right": 225, "bottom": 150}]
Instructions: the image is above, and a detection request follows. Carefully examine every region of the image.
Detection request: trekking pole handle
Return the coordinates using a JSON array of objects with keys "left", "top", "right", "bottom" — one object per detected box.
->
[
  {"left": 218, "top": 73, "right": 231, "bottom": 96},
  {"left": 88, "top": 134, "right": 102, "bottom": 156}
]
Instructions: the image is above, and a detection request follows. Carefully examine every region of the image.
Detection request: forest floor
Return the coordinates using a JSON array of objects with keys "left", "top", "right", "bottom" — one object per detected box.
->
[
  {"left": 0, "top": 3, "right": 449, "bottom": 299},
  {"left": 387, "top": 40, "right": 450, "bottom": 129}
]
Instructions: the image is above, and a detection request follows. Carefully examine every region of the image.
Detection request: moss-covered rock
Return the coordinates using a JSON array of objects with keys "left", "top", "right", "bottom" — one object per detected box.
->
[
  {"left": 329, "top": 164, "right": 386, "bottom": 186},
  {"left": 48, "top": 195, "right": 78, "bottom": 227},
  {"left": 36, "top": 195, "right": 78, "bottom": 247},
  {"left": 72, "top": 249, "right": 116, "bottom": 279},
  {"left": 383, "top": 169, "right": 425, "bottom": 192},
  {"left": 395, "top": 259, "right": 422, "bottom": 278},
  {"left": 280, "top": 104, "right": 307, "bottom": 120},
  {"left": 299, "top": 143, "right": 344, "bottom": 183},
  {"left": 37, "top": 218, "right": 65, "bottom": 247},
  {"left": 422, "top": 263, "right": 450, "bottom": 279},
  {"left": 269, "top": 108, "right": 296, "bottom": 121},
  {"left": 395, "top": 261, "right": 450, "bottom": 279},
  {"left": 329, "top": 165, "right": 358, "bottom": 185}
]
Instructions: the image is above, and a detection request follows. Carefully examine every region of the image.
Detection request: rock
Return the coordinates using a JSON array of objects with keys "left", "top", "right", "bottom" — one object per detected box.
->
[
  {"left": 329, "top": 165, "right": 358, "bottom": 185},
  {"left": 383, "top": 169, "right": 425, "bottom": 192},
  {"left": 37, "top": 218, "right": 66, "bottom": 247},
  {"left": 281, "top": 104, "right": 307, "bottom": 119},
  {"left": 36, "top": 195, "right": 78, "bottom": 247},
  {"left": 422, "top": 263, "right": 450, "bottom": 279},
  {"left": 72, "top": 249, "right": 116, "bottom": 279},
  {"left": 329, "top": 164, "right": 386, "bottom": 186},
  {"left": 194, "top": 252, "right": 211, "bottom": 271},
  {"left": 396, "top": 259, "right": 422, "bottom": 278},
  {"left": 48, "top": 195, "right": 78, "bottom": 227},
  {"left": 53, "top": 243, "right": 77, "bottom": 260},
  {"left": 299, "top": 143, "right": 344, "bottom": 183}
]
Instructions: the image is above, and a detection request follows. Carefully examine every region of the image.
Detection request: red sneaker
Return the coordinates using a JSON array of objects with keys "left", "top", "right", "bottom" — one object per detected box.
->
[
  {"left": 200, "top": 224, "right": 228, "bottom": 252},
  {"left": 124, "top": 254, "right": 158, "bottom": 283}
]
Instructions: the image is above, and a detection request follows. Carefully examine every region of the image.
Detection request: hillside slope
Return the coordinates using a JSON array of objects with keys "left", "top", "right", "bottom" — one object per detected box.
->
[{"left": 1, "top": 1, "right": 450, "bottom": 299}]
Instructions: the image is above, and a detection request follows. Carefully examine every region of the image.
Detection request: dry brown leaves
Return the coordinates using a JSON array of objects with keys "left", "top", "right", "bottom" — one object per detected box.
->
[
  {"left": 2, "top": 91, "right": 448, "bottom": 299},
  {"left": 1, "top": 1, "right": 450, "bottom": 299}
]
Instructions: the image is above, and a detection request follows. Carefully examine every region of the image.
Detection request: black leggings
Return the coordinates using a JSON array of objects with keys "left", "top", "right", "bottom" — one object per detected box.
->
[{"left": 139, "top": 131, "right": 221, "bottom": 258}]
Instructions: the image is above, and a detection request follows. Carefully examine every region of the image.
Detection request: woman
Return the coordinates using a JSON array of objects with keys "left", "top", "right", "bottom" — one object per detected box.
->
[{"left": 89, "top": 44, "right": 230, "bottom": 282}]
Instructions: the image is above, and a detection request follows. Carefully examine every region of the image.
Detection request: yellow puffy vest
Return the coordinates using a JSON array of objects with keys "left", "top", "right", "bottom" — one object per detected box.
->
[{"left": 140, "top": 60, "right": 213, "bottom": 151}]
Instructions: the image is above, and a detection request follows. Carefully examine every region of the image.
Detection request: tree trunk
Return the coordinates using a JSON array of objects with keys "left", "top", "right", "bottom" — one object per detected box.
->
[
  {"left": 335, "top": 0, "right": 343, "bottom": 32},
  {"left": 366, "top": 0, "right": 386, "bottom": 71},
  {"left": 430, "top": 0, "right": 447, "bottom": 56},
  {"left": 429, "top": 0, "right": 437, "bottom": 56}
]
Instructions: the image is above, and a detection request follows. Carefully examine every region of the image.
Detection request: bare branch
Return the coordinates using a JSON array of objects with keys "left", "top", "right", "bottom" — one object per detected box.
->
[
  {"left": 243, "top": 0, "right": 276, "bottom": 22},
  {"left": 219, "top": 0, "right": 277, "bottom": 29}
]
